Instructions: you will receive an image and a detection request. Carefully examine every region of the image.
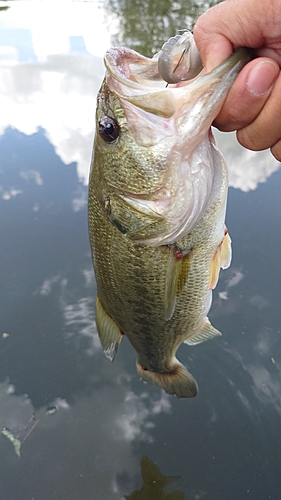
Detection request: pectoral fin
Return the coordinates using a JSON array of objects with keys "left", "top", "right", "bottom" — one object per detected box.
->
[
  {"left": 209, "top": 230, "right": 232, "bottom": 289},
  {"left": 95, "top": 296, "right": 123, "bottom": 361},
  {"left": 164, "top": 246, "right": 182, "bottom": 321},
  {"left": 164, "top": 246, "right": 191, "bottom": 321},
  {"left": 220, "top": 231, "right": 232, "bottom": 269},
  {"left": 209, "top": 248, "right": 221, "bottom": 290},
  {"left": 184, "top": 317, "right": 222, "bottom": 345}
]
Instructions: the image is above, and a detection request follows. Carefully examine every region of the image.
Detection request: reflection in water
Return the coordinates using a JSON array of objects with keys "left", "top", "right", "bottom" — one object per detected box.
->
[
  {"left": 0, "top": 122, "right": 175, "bottom": 497},
  {"left": 125, "top": 456, "right": 185, "bottom": 500},
  {"left": 0, "top": 379, "right": 174, "bottom": 498},
  {"left": 0, "top": 3, "right": 278, "bottom": 190},
  {"left": 62, "top": 294, "right": 101, "bottom": 356},
  {"left": 223, "top": 328, "right": 281, "bottom": 417},
  {"left": 116, "top": 391, "right": 171, "bottom": 443},
  {"left": 1, "top": 3, "right": 281, "bottom": 499},
  {"left": 0, "top": 1, "right": 108, "bottom": 183},
  {"left": 104, "top": 0, "right": 220, "bottom": 56},
  {"left": 217, "top": 269, "right": 244, "bottom": 303},
  {"left": 215, "top": 130, "right": 280, "bottom": 192},
  {"left": 0, "top": 54, "right": 103, "bottom": 183},
  {"left": 0, "top": 380, "right": 34, "bottom": 436}
]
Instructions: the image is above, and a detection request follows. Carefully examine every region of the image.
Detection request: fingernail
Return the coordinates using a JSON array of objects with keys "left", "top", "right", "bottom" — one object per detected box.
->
[{"left": 246, "top": 61, "right": 278, "bottom": 96}]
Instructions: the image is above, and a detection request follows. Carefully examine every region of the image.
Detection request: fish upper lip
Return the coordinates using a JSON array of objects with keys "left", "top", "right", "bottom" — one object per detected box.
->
[
  {"left": 104, "top": 47, "right": 251, "bottom": 129},
  {"left": 104, "top": 46, "right": 251, "bottom": 99}
]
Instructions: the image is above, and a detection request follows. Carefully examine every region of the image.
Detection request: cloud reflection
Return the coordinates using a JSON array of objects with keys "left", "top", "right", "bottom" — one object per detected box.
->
[
  {"left": 246, "top": 363, "right": 281, "bottom": 415},
  {"left": 0, "top": 379, "right": 33, "bottom": 433},
  {"left": 0, "top": 186, "right": 22, "bottom": 200},
  {"left": 0, "top": 2, "right": 107, "bottom": 183},
  {"left": 63, "top": 295, "right": 101, "bottom": 356},
  {"left": 0, "top": 54, "right": 103, "bottom": 183},
  {"left": 0, "top": 377, "right": 173, "bottom": 498},
  {"left": 39, "top": 275, "right": 60, "bottom": 295},
  {"left": 0, "top": 4, "right": 279, "bottom": 190},
  {"left": 214, "top": 130, "right": 280, "bottom": 192},
  {"left": 20, "top": 169, "right": 43, "bottom": 185},
  {"left": 223, "top": 330, "right": 281, "bottom": 417},
  {"left": 117, "top": 391, "right": 171, "bottom": 443}
]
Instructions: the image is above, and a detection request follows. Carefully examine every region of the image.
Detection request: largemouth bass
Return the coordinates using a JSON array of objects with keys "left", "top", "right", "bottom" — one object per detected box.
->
[{"left": 88, "top": 33, "right": 250, "bottom": 398}]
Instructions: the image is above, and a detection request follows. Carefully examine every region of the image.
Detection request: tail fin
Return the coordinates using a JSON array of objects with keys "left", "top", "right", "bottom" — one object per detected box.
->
[{"left": 136, "top": 360, "right": 198, "bottom": 398}]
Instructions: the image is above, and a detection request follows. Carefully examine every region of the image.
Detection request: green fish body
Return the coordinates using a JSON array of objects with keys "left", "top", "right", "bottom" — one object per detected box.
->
[{"left": 88, "top": 35, "right": 250, "bottom": 397}]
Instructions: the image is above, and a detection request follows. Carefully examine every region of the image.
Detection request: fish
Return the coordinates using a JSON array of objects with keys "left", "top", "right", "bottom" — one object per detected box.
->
[{"left": 88, "top": 32, "right": 250, "bottom": 398}]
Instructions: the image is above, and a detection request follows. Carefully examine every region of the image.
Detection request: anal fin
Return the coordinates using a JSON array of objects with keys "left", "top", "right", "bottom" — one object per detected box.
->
[
  {"left": 184, "top": 317, "right": 222, "bottom": 345},
  {"left": 95, "top": 296, "right": 123, "bottom": 361}
]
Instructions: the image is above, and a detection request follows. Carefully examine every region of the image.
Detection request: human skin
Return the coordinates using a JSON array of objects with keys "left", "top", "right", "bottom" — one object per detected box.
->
[{"left": 193, "top": 0, "right": 281, "bottom": 160}]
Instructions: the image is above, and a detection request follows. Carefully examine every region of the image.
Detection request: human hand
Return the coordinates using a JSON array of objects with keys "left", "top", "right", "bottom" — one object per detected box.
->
[{"left": 193, "top": 0, "right": 281, "bottom": 161}]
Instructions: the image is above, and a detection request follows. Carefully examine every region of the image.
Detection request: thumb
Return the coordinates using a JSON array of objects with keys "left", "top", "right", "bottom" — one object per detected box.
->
[
  {"left": 193, "top": 2, "right": 237, "bottom": 71},
  {"left": 193, "top": 24, "right": 233, "bottom": 72},
  {"left": 193, "top": 0, "right": 267, "bottom": 72}
]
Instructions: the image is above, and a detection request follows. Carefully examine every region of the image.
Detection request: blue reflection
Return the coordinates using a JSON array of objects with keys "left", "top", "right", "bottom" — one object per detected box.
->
[
  {"left": 0, "top": 23, "right": 37, "bottom": 62},
  {"left": 69, "top": 35, "right": 88, "bottom": 54}
]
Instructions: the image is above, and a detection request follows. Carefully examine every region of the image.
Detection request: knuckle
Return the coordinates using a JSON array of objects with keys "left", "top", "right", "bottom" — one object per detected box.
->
[
  {"left": 271, "top": 141, "right": 281, "bottom": 162},
  {"left": 236, "top": 127, "right": 263, "bottom": 151},
  {"left": 214, "top": 103, "right": 249, "bottom": 132}
]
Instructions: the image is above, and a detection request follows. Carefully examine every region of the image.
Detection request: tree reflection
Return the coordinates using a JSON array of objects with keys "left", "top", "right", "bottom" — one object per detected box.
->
[{"left": 103, "top": 0, "right": 221, "bottom": 56}]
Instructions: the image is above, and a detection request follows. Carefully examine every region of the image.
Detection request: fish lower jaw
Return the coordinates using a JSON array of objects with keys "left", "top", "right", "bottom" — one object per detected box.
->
[{"left": 136, "top": 359, "right": 198, "bottom": 398}]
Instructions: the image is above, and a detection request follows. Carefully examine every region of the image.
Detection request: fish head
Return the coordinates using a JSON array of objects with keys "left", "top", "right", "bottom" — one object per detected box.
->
[{"left": 92, "top": 41, "right": 250, "bottom": 245}]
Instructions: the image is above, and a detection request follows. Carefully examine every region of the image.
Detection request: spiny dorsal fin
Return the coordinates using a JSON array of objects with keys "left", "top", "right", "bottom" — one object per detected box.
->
[
  {"left": 95, "top": 296, "right": 123, "bottom": 361},
  {"left": 184, "top": 317, "right": 222, "bottom": 345}
]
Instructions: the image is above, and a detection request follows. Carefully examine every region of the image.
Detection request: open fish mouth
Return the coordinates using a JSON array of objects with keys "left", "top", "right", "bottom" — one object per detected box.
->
[{"left": 104, "top": 39, "right": 250, "bottom": 126}]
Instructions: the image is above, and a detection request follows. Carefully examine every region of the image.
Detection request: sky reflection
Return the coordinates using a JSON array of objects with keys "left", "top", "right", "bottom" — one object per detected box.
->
[{"left": 0, "top": 2, "right": 279, "bottom": 188}]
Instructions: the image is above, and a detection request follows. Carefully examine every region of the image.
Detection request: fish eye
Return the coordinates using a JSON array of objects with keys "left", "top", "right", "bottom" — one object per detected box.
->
[{"left": 99, "top": 116, "right": 120, "bottom": 142}]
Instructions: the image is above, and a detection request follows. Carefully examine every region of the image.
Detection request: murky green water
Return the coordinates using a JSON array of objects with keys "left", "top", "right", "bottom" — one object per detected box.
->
[{"left": 0, "top": 1, "right": 281, "bottom": 499}]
